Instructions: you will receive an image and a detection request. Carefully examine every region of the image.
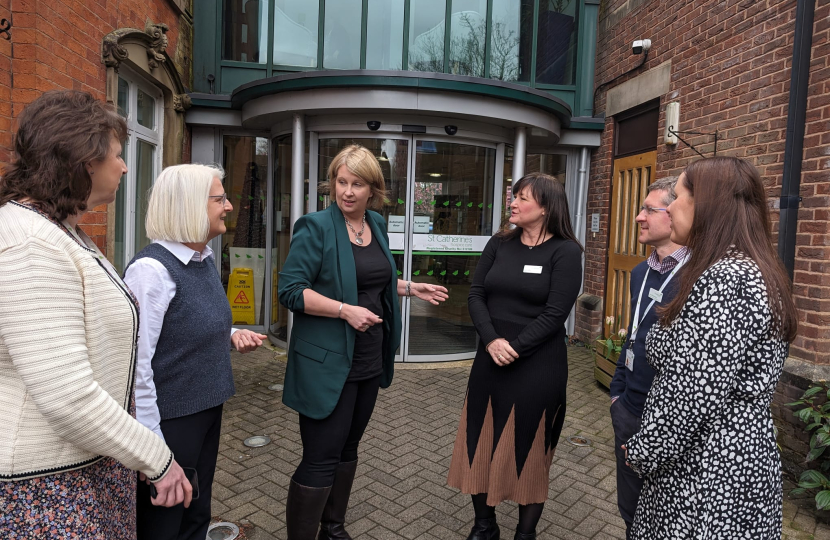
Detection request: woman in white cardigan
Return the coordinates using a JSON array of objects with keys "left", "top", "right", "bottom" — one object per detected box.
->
[{"left": 0, "top": 91, "right": 192, "bottom": 539}]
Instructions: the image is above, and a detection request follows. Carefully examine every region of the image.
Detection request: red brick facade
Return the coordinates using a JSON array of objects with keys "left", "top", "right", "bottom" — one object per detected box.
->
[
  {"left": 0, "top": 0, "right": 190, "bottom": 252},
  {"left": 580, "top": 0, "right": 830, "bottom": 365}
]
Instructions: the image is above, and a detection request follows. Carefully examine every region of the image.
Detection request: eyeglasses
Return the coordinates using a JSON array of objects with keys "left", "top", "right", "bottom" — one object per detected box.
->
[
  {"left": 208, "top": 193, "right": 228, "bottom": 205},
  {"left": 640, "top": 204, "right": 667, "bottom": 215}
]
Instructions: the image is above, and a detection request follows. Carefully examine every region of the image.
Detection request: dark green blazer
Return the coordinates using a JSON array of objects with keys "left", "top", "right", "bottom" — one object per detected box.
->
[{"left": 278, "top": 203, "right": 402, "bottom": 419}]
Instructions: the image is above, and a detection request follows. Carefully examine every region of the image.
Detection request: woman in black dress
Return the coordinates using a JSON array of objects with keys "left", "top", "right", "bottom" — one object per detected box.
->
[{"left": 448, "top": 173, "right": 583, "bottom": 540}]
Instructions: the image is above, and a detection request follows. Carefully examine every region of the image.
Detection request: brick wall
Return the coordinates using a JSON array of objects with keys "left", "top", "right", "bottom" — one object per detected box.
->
[
  {"left": 581, "top": 0, "right": 830, "bottom": 366},
  {"left": 0, "top": 0, "right": 189, "bottom": 252}
]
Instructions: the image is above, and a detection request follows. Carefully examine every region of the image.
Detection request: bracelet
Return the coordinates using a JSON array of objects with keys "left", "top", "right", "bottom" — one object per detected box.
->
[
  {"left": 405, "top": 281, "right": 411, "bottom": 297},
  {"left": 338, "top": 302, "right": 344, "bottom": 318}
]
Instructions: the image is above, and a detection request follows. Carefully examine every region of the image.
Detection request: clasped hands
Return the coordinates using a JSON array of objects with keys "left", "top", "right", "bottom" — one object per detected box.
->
[{"left": 486, "top": 338, "right": 518, "bottom": 366}]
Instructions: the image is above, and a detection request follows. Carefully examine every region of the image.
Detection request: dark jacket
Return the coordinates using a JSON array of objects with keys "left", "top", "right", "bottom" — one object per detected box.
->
[{"left": 278, "top": 203, "right": 402, "bottom": 419}]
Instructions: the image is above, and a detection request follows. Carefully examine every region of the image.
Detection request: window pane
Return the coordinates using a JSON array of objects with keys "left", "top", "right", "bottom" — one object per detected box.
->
[
  {"left": 526, "top": 153, "right": 567, "bottom": 184},
  {"left": 114, "top": 139, "right": 129, "bottom": 274},
  {"left": 136, "top": 89, "right": 155, "bottom": 130},
  {"left": 134, "top": 140, "right": 155, "bottom": 258},
  {"left": 274, "top": 0, "right": 319, "bottom": 67},
  {"left": 448, "top": 0, "right": 486, "bottom": 77},
  {"left": 323, "top": 0, "right": 362, "bottom": 69},
  {"left": 408, "top": 0, "right": 446, "bottom": 72},
  {"left": 490, "top": 0, "right": 533, "bottom": 82},
  {"left": 222, "top": 0, "right": 269, "bottom": 63},
  {"left": 536, "top": 0, "right": 578, "bottom": 85},
  {"left": 365, "top": 0, "right": 404, "bottom": 70},
  {"left": 222, "top": 136, "right": 269, "bottom": 326},
  {"left": 117, "top": 78, "right": 129, "bottom": 118}
]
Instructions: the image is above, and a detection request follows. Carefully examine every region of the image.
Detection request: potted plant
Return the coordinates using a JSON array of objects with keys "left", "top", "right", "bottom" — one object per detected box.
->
[{"left": 593, "top": 316, "right": 626, "bottom": 389}]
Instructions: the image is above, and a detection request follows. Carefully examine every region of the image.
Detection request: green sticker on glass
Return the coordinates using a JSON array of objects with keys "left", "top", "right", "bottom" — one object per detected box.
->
[
  {"left": 397, "top": 270, "right": 403, "bottom": 276},
  {"left": 248, "top": 196, "right": 254, "bottom": 201},
  {"left": 416, "top": 200, "right": 423, "bottom": 205},
  {"left": 455, "top": 201, "right": 462, "bottom": 207},
  {"left": 246, "top": 254, "right": 252, "bottom": 258},
  {"left": 452, "top": 270, "right": 459, "bottom": 276},
  {"left": 427, "top": 270, "right": 433, "bottom": 276},
  {"left": 487, "top": 204, "right": 492, "bottom": 208},
  {"left": 467, "top": 202, "right": 473, "bottom": 208},
  {"left": 478, "top": 203, "right": 483, "bottom": 209},
  {"left": 464, "top": 270, "right": 470, "bottom": 276},
  {"left": 397, "top": 198, "right": 404, "bottom": 204},
  {"left": 442, "top": 201, "right": 450, "bottom": 207},
  {"left": 258, "top": 255, "right": 264, "bottom": 259},
  {"left": 413, "top": 270, "right": 420, "bottom": 276},
  {"left": 235, "top": 254, "right": 241, "bottom": 258}
]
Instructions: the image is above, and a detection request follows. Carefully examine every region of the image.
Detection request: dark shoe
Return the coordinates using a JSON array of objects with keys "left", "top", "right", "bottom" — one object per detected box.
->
[
  {"left": 286, "top": 480, "right": 332, "bottom": 540},
  {"left": 513, "top": 532, "right": 536, "bottom": 540},
  {"left": 466, "top": 517, "right": 500, "bottom": 540},
  {"left": 317, "top": 460, "right": 358, "bottom": 540}
]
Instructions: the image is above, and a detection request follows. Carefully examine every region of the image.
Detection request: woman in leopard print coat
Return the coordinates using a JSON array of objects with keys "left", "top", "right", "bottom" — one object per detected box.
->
[{"left": 624, "top": 157, "right": 799, "bottom": 540}]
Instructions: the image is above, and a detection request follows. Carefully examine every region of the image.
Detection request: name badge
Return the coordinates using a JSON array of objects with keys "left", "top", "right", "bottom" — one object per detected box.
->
[
  {"left": 625, "top": 349, "right": 635, "bottom": 371},
  {"left": 648, "top": 288, "right": 663, "bottom": 302},
  {"left": 523, "top": 265, "right": 543, "bottom": 274}
]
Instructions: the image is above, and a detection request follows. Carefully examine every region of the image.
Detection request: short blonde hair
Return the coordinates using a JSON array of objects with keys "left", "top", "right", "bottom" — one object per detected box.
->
[
  {"left": 322, "top": 145, "right": 386, "bottom": 211},
  {"left": 145, "top": 164, "right": 225, "bottom": 243}
]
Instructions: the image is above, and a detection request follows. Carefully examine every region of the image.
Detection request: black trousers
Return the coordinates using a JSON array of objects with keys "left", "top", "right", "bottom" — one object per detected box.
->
[
  {"left": 611, "top": 399, "right": 644, "bottom": 540},
  {"left": 137, "top": 404, "right": 223, "bottom": 540},
  {"left": 293, "top": 376, "right": 381, "bottom": 488}
]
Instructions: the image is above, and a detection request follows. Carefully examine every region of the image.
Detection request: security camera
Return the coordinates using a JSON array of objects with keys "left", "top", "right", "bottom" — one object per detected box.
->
[
  {"left": 632, "top": 39, "right": 651, "bottom": 55},
  {"left": 444, "top": 125, "right": 458, "bottom": 136},
  {"left": 367, "top": 121, "right": 381, "bottom": 131}
]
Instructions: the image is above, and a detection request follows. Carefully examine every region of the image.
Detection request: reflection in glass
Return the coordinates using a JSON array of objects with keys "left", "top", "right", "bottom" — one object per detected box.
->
[
  {"left": 271, "top": 135, "right": 293, "bottom": 340},
  {"left": 366, "top": 0, "right": 404, "bottom": 70},
  {"left": 448, "top": 0, "right": 486, "bottom": 77},
  {"left": 274, "top": 0, "right": 319, "bottom": 67},
  {"left": 134, "top": 140, "right": 155, "bottom": 258},
  {"left": 413, "top": 141, "right": 495, "bottom": 235},
  {"left": 408, "top": 253, "right": 480, "bottom": 355},
  {"left": 117, "top": 78, "right": 129, "bottom": 118},
  {"left": 490, "top": 0, "right": 533, "bottom": 82},
  {"left": 324, "top": 0, "right": 362, "bottom": 69},
  {"left": 317, "top": 138, "right": 409, "bottom": 225},
  {"left": 222, "top": 136, "right": 269, "bottom": 325},
  {"left": 536, "top": 0, "right": 578, "bottom": 85},
  {"left": 136, "top": 89, "right": 155, "bottom": 129},
  {"left": 222, "top": 0, "right": 269, "bottom": 63},
  {"left": 408, "top": 0, "right": 446, "bottom": 72},
  {"left": 114, "top": 139, "right": 129, "bottom": 274},
  {"left": 526, "top": 153, "right": 567, "bottom": 184}
]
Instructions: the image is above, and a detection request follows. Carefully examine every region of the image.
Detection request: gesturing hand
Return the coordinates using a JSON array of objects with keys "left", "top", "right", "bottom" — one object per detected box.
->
[
  {"left": 340, "top": 304, "right": 383, "bottom": 332},
  {"left": 410, "top": 282, "right": 449, "bottom": 305},
  {"left": 232, "top": 329, "right": 268, "bottom": 353},
  {"left": 486, "top": 338, "right": 518, "bottom": 366}
]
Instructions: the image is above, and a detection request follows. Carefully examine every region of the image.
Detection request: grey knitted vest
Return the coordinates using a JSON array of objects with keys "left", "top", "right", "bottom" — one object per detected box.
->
[{"left": 126, "top": 243, "right": 235, "bottom": 420}]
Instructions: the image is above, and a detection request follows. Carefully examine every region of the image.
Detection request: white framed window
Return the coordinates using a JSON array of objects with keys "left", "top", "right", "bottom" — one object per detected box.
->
[{"left": 114, "top": 68, "right": 164, "bottom": 273}]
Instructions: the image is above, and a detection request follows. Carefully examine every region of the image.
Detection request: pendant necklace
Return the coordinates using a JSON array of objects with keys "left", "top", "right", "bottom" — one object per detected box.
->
[{"left": 345, "top": 213, "right": 367, "bottom": 245}]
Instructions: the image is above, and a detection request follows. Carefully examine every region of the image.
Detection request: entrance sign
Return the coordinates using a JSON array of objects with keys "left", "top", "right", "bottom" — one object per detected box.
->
[
  {"left": 387, "top": 215, "right": 405, "bottom": 233},
  {"left": 413, "top": 234, "right": 489, "bottom": 252},
  {"left": 413, "top": 216, "right": 430, "bottom": 233}
]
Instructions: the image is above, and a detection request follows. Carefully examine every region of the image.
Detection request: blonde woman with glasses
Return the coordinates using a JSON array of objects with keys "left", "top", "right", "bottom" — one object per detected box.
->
[{"left": 124, "top": 164, "right": 267, "bottom": 540}]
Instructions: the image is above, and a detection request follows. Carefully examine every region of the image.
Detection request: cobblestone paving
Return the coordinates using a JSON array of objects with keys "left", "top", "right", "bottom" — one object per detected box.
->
[{"left": 211, "top": 345, "right": 828, "bottom": 540}]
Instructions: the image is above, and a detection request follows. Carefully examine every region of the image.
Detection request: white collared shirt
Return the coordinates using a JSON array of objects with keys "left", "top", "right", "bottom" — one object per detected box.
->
[{"left": 124, "top": 240, "right": 238, "bottom": 441}]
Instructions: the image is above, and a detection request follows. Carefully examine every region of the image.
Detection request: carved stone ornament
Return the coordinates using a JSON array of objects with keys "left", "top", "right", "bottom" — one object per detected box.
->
[
  {"left": 173, "top": 93, "right": 192, "bottom": 112},
  {"left": 101, "top": 22, "right": 170, "bottom": 71}
]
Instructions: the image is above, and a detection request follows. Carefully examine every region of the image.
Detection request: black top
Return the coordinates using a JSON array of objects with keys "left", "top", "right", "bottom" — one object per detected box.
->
[
  {"left": 348, "top": 238, "right": 391, "bottom": 381},
  {"left": 468, "top": 234, "right": 583, "bottom": 358}
]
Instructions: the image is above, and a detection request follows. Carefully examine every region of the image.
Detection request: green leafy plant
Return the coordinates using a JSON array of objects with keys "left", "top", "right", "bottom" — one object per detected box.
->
[
  {"left": 787, "top": 382, "right": 830, "bottom": 510},
  {"left": 603, "top": 315, "right": 627, "bottom": 354}
]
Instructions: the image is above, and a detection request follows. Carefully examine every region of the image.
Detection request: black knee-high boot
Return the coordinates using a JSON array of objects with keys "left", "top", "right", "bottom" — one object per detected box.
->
[
  {"left": 286, "top": 480, "right": 332, "bottom": 540},
  {"left": 317, "top": 461, "right": 358, "bottom": 540},
  {"left": 466, "top": 493, "right": 500, "bottom": 540}
]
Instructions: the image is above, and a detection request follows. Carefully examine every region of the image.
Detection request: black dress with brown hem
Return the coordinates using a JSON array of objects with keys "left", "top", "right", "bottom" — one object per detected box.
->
[{"left": 447, "top": 234, "right": 583, "bottom": 506}]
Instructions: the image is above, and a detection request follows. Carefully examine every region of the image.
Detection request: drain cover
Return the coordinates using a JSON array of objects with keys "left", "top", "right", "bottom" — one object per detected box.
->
[
  {"left": 566, "top": 435, "right": 592, "bottom": 447},
  {"left": 243, "top": 435, "right": 271, "bottom": 448},
  {"left": 268, "top": 383, "right": 284, "bottom": 391},
  {"left": 207, "top": 522, "right": 239, "bottom": 540}
]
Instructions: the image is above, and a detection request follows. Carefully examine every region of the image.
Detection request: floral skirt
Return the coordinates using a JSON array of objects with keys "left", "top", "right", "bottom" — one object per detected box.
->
[{"left": 0, "top": 457, "right": 137, "bottom": 540}]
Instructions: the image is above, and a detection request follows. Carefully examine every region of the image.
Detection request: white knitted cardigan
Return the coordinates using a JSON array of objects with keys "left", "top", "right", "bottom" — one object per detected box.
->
[{"left": 0, "top": 202, "right": 172, "bottom": 481}]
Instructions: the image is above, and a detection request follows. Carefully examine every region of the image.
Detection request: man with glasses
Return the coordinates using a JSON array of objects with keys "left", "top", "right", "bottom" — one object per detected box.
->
[{"left": 609, "top": 176, "right": 689, "bottom": 539}]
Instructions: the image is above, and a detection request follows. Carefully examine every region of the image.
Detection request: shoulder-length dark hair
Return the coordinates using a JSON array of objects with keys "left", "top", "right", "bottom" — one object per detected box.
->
[
  {"left": 0, "top": 90, "right": 127, "bottom": 221},
  {"left": 659, "top": 157, "right": 798, "bottom": 341},
  {"left": 497, "top": 172, "right": 583, "bottom": 250}
]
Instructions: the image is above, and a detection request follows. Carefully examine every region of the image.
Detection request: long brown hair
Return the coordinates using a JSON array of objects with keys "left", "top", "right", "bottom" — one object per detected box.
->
[
  {"left": 0, "top": 90, "right": 127, "bottom": 221},
  {"left": 659, "top": 157, "right": 798, "bottom": 341},
  {"left": 498, "top": 172, "right": 583, "bottom": 250}
]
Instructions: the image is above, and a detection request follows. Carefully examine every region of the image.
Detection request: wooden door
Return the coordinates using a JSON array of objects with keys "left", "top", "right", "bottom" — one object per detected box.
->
[{"left": 604, "top": 151, "right": 656, "bottom": 337}]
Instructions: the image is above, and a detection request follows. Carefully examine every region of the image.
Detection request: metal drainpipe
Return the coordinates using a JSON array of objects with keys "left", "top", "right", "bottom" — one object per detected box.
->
[
  {"left": 778, "top": 0, "right": 816, "bottom": 280},
  {"left": 511, "top": 126, "right": 527, "bottom": 182},
  {"left": 287, "top": 113, "right": 306, "bottom": 342}
]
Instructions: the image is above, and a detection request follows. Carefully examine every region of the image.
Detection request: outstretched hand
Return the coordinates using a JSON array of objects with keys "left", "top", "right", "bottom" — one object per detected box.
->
[
  {"left": 410, "top": 282, "right": 449, "bottom": 305},
  {"left": 232, "top": 329, "right": 268, "bottom": 353}
]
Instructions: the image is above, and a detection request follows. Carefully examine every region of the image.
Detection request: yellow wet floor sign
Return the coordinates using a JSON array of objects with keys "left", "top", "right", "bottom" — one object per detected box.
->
[{"left": 227, "top": 267, "right": 256, "bottom": 324}]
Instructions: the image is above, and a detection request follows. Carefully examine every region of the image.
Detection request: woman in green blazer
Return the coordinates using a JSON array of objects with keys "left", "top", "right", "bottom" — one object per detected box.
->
[{"left": 278, "top": 145, "right": 448, "bottom": 540}]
